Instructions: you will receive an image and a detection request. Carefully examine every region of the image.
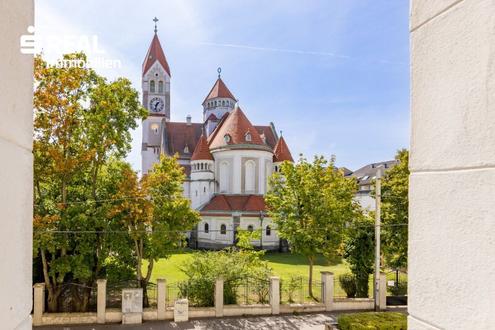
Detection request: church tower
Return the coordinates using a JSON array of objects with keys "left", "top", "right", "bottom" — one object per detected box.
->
[
  {"left": 202, "top": 69, "right": 237, "bottom": 136},
  {"left": 141, "top": 18, "right": 171, "bottom": 174}
]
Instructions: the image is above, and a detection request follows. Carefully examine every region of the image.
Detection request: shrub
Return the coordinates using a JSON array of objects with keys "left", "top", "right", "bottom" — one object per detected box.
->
[
  {"left": 339, "top": 273, "right": 357, "bottom": 298},
  {"left": 338, "top": 312, "right": 407, "bottom": 330},
  {"left": 283, "top": 275, "right": 302, "bottom": 303},
  {"left": 178, "top": 248, "right": 272, "bottom": 307},
  {"left": 388, "top": 281, "right": 408, "bottom": 296}
]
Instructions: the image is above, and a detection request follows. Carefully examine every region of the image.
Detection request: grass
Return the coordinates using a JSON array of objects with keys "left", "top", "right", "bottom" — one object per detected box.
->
[
  {"left": 338, "top": 312, "right": 407, "bottom": 330},
  {"left": 144, "top": 250, "right": 350, "bottom": 284}
]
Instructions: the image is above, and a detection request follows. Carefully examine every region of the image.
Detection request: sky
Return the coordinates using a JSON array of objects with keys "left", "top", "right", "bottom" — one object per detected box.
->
[{"left": 34, "top": 0, "right": 410, "bottom": 174}]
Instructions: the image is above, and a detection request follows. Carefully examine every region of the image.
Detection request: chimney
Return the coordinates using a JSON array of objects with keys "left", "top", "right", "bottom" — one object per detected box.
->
[{"left": 186, "top": 114, "right": 192, "bottom": 125}]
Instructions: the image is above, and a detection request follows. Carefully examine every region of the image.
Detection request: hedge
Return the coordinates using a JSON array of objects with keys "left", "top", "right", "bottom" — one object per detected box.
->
[{"left": 338, "top": 312, "right": 407, "bottom": 330}]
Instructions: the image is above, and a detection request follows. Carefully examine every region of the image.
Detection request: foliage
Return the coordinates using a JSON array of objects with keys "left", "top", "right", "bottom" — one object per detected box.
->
[
  {"left": 343, "top": 215, "right": 375, "bottom": 298},
  {"left": 266, "top": 155, "right": 359, "bottom": 298},
  {"left": 33, "top": 52, "right": 147, "bottom": 312},
  {"left": 178, "top": 249, "right": 272, "bottom": 307},
  {"left": 282, "top": 275, "right": 303, "bottom": 303},
  {"left": 110, "top": 154, "right": 200, "bottom": 306},
  {"left": 381, "top": 149, "right": 409, "bottom": 269},
  {"left": 388, "top": 281, "right": 408, "bottom": 296},
  {"left": 339, "top": 273, "right": 357, "bottom": 298},
  {"left": 338, "top": 312, "right": 407, "bottom": 330}
]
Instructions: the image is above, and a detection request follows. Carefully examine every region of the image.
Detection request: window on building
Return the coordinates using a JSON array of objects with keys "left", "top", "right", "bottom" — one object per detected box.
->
[
  {"left": 203, "top": 186, "right": 206, "bottom": 193},
  {"left": 266, "top": 226, "right": 271, "bottom": 236},
  {"left": 245, "top": 160, "right": 255, "bottom": 192},
  {"left": 220, "top": 224, "right": 226, "bottom": 235},
  {"left": 245, "top": 132, "right": 252, "bottom": 142},
  {"left": 158, "top": 80, "right": 163, "bottom": 93},
  {"left": 150, "top": 80, "right": 155, "bottom": 93},
  {"left": 222, "top": 100, "right": 225, "bottom": 106},
  {"left": 224, "top": 134, "right": 231, "bottom": 144},
  {"left": 219, "top": 161, "right": 230, "bottom": 193},
  {"left": 247, "top": 225, "right": 254, "bottom": 232},
  {"left": 151, "top": 123, "right": 159, "bottom": 134}
]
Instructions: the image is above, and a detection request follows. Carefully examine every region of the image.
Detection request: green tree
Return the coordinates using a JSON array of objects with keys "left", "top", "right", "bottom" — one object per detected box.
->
[
  {"left": 266, "top": 156, "right": 359, "bottom": 299},
  {"left": 33, "top": 52, "right": 146, "bottom": 311},
  {"left": 381, "top": 149, "right": 409, "bottom": 269},
  {"left": 112, "top": 155, "right": 200, "bottom": 306},
  {"left": 343, "top": 215, "right": 374, "bottom": 297}
]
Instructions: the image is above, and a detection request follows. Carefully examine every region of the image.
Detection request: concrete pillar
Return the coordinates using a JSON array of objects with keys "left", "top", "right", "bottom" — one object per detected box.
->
[
  {"left": 0, "top": 1, "right": 34, "bottom": 328},
  {"left": 97, "top": 279, "right": 107, "bottom": 324},
  {"left": 410, "top": 1, "right": 495, "bottom": 328},
  {"left": 269, "top": 276, "right": 280, "bottom": 315},
  {"left": 157, "top": 278, "right": 167, "bottom": 320},
  {"left": 320, "top": 272, "right": 334, "bottom": 311},
  {"left": 33, "top": 283, "right": 45, "bottom": 326},
  {"left": 379, "top": 272, "right": 387, "bottom": 311},
  {"left": 215, "top": 278, "right": 224, "bottom": 317}
]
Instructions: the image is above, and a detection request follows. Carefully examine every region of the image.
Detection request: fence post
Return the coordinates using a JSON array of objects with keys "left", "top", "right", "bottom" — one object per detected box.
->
[
  {"left": 270, "top": 276, "right": 280, "bottom": 315},
  {"left": 215, "top": 277, "right": 224, "bottom": 317},
  {"left": 379, "top": 272, "right": 387, "bottom": 311},
  {"left": 33, "top": 283, "right": 45, "bottom": 326},
  {"left": 321, "top": 271, "right": 334, "bottom": 311},
  {"left": 157, "top": 278, "right": 167, "bottom": 320},
  {"left": 97, "top": 279, "right": 107, "bottom": 324}
]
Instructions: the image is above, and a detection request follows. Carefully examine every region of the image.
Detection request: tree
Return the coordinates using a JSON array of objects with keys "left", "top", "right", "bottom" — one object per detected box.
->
[
  {"left": 266, "top": 155, "right": 359, "bottom": 299},
  {"left": 112, "top": 155, "right": 200, "bottom": 306},
  {"left": 33, "top": 52, "right": 146, "bottom": 311},
  {"left": 343, "top": 215, "right": 375, "bottom": 297},
  {"left": 381, "top": 149, "right": 409, "bottom": 270}
]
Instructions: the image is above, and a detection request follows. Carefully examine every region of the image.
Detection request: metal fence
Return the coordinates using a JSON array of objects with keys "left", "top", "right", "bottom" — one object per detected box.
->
[
  {"left": 280, "top": 276, "right": 323, "bottom": 304},
  {"left": 231, "top": 277, "right": 271, "bottom": 305}
]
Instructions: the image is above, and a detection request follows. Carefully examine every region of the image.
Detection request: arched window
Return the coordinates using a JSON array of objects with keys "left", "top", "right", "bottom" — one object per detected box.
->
[
  {"left": 245, "top": 160, "right": 256, "bottom": 192},
  {"left": 150, "top": 80, "right": 155, "bottom": 93},
  {"left": 245, "top": 132, "right": 252, "bottom": 142},
  {"left": 224, "top": 134, "right": 231, "bottom": 144},
  {"left": 219, "top": 161, "right": 230, "bottom": 193},
  {"left": 247, "top": 225, "right": 254, "bottom": 232},
  {"left": 158, "top": 80, "right": 163, "bottom": 93},
  {"left": 203, "top": 186, "right": 206, "bottom": 193},
  {"left": 220, "top": 224, "right": 226, "bottom": 235},
  {"left": 204, "top": 222, "right": 209, "bottom": 234},
  {"left": 222, "top": 100, "right": 225, "bottom": 106},
  {"left": 266, "top": 226, "right": 271, "bottom": 236}
]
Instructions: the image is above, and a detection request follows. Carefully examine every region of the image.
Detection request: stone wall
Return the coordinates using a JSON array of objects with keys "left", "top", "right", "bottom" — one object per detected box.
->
[
  {"left": 410, "top": 0, "right": 495, "bottom": 329},
  {"left": 0, "top": 1, "right": 34, "bottom": 329}
]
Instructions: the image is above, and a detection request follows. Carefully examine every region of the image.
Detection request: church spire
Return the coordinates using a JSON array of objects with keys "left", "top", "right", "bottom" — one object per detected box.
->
[{"left": 142, "top": 26, "right": 171, "bottom": 77}]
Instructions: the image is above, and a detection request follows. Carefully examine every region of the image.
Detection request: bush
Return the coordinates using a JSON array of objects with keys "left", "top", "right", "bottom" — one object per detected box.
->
[
  {"left": 283, "top": 275, "right": 302, "bottom": 303},
  {"left": 339, "top": 273, "right": 357, "bottom": 298},
  {"left": 388, "top": 281, "right": 408, "bottom": 296},
  {"left": 178, "top": 248, "right": 272, "bottom": 307},
  {"left": 338, "top": 312, "right": 407, "bottom": 330}
]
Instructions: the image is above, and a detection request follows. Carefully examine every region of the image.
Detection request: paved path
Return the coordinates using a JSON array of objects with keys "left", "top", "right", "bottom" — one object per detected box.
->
[{"left": 36, "top": 312, "right": 338, "bottom": 330}]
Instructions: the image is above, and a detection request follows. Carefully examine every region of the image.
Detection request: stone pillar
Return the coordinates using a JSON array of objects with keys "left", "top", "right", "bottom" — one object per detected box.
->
[
  {"left": 157, "top": 278, "right": 167, "bottom": 320},
  {"left": 97, "top": 279, "right": 107, "bottom": 324},
  {"left": 410, "top": 1, "right": 495, "bottom": 328},
  {"left": 379, "top": 272, "right": 387, "bottom": 311},
  {"left": 33, "top": 283, "right": 45, "bottom": 326},
  {"left": 215, "top": 278, "right": 224, "bottom": 317},
  {"left": 0, "top": 1, "right": 34, "bottom": 328},
  {"left": 269, "top": 276, "right": 280, "bottom": 315},
  {"left": 320, "top": 272, "right": 334, "bottom": 311}
]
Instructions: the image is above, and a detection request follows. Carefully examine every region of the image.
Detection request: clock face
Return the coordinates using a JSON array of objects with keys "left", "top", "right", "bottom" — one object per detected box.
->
[{"left": 150, "top": 97, "right": 164, "bottom": 113}]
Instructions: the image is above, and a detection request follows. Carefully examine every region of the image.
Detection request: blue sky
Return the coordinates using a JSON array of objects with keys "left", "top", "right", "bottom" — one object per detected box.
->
[{"left": 35, "top": 0, "right": 410, "bottom": 173}]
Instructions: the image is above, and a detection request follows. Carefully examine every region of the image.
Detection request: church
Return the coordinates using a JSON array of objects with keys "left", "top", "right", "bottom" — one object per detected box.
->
[{"left": 141, "top": 26, "right": 293, "bottom": 250}]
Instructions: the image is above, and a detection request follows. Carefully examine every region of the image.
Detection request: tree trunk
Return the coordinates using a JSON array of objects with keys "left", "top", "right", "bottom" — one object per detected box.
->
[
  {"left": 47, "top": 287, "right": 61, "bottom": 312},
  {"left": 308, "top": 255, "right": 314, "bottom": 299}
]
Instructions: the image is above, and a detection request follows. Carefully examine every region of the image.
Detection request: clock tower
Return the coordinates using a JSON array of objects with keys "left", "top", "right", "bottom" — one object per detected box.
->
[{"left": 141, "top": 18, "right": 171, "bottom": 174}]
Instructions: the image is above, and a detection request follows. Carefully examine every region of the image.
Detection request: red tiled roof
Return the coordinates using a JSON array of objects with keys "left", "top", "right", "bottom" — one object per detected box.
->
[
  {"left": 200, "top": 195, "right": 266, "bottom": 213},
  {"left": 254, "top": 125, "right": 277, "bottom": 149},
  {"left": 142, "top": 34, "right": 171, "bottom": 77},
  {"left": 202, "top": 78, "right": 236, "bottom": 104},
  {"left": 273, "top": 136, "right": 293, "bottom": 162},
  {"left": 164, "top": 122, "right": 203, "bottom": 158},
  {"left": 208, "top": 107, "right": 266, "bottom": 149},
  {"left": 191, "top": 135, "right": 213, "bottom": 161}
]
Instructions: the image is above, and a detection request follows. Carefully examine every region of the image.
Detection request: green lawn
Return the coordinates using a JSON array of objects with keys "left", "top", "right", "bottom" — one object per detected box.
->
[{"left": 145, "top": 250, "right": 350, "bottom": 284}]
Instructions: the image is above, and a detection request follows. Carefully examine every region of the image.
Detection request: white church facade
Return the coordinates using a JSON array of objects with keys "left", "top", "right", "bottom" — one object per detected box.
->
[{"left": 141, "top": 28, "right": 293, "bottom": 250}]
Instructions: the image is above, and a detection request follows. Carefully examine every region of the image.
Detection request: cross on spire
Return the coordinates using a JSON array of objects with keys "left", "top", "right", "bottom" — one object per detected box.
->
[
  {"left": 153, "top": 17, "right": 159, "bottom": 34},
  {"left": 217, "top": 67, "right": 222, "bottom": 78}
]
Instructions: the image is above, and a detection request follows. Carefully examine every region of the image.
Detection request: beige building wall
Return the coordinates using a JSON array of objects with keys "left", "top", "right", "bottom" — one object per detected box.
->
[
  {"left": 0, "top": 1, "right": 34, "bottom": 329},
  {"left": 410, "top": 0, "right": 495, "bottom": 329}
]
